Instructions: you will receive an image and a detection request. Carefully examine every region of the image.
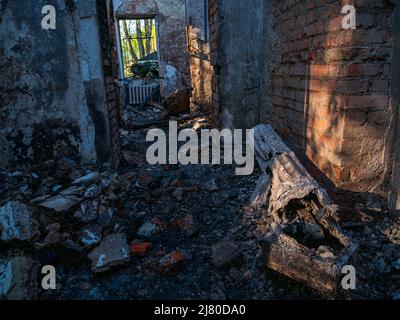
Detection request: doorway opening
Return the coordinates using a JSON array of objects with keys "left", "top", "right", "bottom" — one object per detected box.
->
[{"left": 118, "top": 18, "right": 159, "bottom": 80}]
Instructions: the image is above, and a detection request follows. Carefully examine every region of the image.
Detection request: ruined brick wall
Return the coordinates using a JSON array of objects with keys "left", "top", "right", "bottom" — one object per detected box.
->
[
  {"left": 186, "top": 0, "right": 213, "bottom": 113},
  {"left": 264, "top": 0, "right": 396, "bottom": 194},
  {"left": 208, "top": 0, "right": 220, "bottom": 126},
  {"left": 100, "top": 0, "right": 121, "bottom": 168},
  {"left": 114, "top": 0, "right": 190, "bottom": 97}
]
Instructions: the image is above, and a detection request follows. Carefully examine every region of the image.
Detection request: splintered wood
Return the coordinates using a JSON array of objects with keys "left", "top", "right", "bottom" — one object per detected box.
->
[{"left": 250, "top": 124, "right": 358, "bottom": 296}]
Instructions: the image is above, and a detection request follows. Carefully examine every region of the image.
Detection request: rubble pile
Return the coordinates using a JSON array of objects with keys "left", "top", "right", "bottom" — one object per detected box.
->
[{"left": 0, "top": 119, "right": 399, "bottom": 300}]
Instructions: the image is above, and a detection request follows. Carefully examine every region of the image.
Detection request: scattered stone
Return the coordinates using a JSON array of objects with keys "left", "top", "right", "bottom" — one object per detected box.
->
[
  {"left": 84, "top": 184, "right": 101, "bottom": 199},
  {"left": 393, "top": 291, "right": 400, "bottom": 300},
  {"left": 1, "top": 256, "right": 38, "bottom": 300},
  {"left": 72, "top": 172, "right": 99, "bottom": 186},
  {"left": 30, "top": 195, "right": 51, "bottom": 205},
  {"left": 44, "top": 230, "right": 61, "bottom": 245},
  {"left": 60, "top": 239, "right": 84, "bottom": 254},
  {"left": 79, "top": 224, "right": 102, "bottom": 248},
  {"left": 392, "top": 258, "right": 400, "bottom": 271},
  {"left": 374, "top": 257, "right": 391, "bottom": 274},
  {"left": 60, "top": 186, "right": 85, "bottom": 196},
  {"left": 172, "top": 188, "right": 184, "bottom": 202},
  {"left": 173, "top": 214, "right": 198, "bottom": 237},
  {"left": 130, "top": 242, "right": 153, "bottom": 257},
  {"left": 137, "top": 222, "right": 158, "bottom": 238},
  {"left": 159, "top": 251, "right": 188, "bottom": 275},
  {"left": 88, "top": 233, "right": 130, "bottom": 273},
  {"left": 52, "top": 184, "right": 63, "bottom": 193},
  {"left": 211, "top": 241, "right": 242, "bottom": 269},
  {"left": 97, "top": 207, "right": 116, "bottom": 228},
  {"left": 205, "top": 179, "right": 219, "bottom": 192},
  {"left": 0, "top": 201, "right": 39, "bottom": 242},
  {"left": 74, "top": 200, "right": 99, "bottom": 223},
  {"left": 38, "top": 194, "right": 81, "bottom": 213},
  {"left": 46, "top": 223, "right": 61, "bottom": 233}
]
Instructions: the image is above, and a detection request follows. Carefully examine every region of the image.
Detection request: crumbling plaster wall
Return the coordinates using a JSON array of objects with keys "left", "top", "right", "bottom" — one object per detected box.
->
[
  {"left": 114, "top": 0, "right": 190, "bottom": 97},
  {"left": 208, "top": 0, "right": 264, "bottom": 129},
  {"left": 0, "top": 0, "right": 112, "bottom": 168}
]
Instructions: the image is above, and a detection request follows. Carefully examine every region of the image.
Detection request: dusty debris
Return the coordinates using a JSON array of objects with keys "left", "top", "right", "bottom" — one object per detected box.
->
[
  {"left": 205, "top": 178, "right": 219, "bottom": 192},
  {"left": 159, "top": 251, "right": 189, "bottom": 275},
  {"left": 84, "top": 184, "right": 101, "bottom": 199},
  {"left": 74, "top": 200, "right": 99, "bottom": 223},
  {"left": 137, "top": 222, "right": 158, "bottom": 238},
  {"left": 211, "top": 241, "right": 242, "bottom": 269},
  {"left": 79, "top": 224, "right": 102, "bottom": 248},
  {"left": 162, "top": 88, "right": 192, "bottom": 116},
  {"left": 97, "top": 207, "right": 116, "bottom": 228},
  {"left": 1, "top": 256, "right": 38, "bottom": 300},
  {"left": 38, "top": 194, "right": 82, "bottom": 213},
  {"left": 130, "top": 242, "right": 153, "bottom": 257},
  {"left": 87, "top": 233, "right": 130, "bottom": 273},
  {"left": 72, "top": 172, "right": 100, "bottom": 186},
  {"left": 0, "top": 201, "right": 39, "bottom": 242},
  {"left": 34, "top": 223, "right": 63, "bottom": 249},
  {"left": 173, "top": 214, "right": 198, "bottom": 237},
  {"left": 250, "top": 124, "right": 359, "bottom": 295}
]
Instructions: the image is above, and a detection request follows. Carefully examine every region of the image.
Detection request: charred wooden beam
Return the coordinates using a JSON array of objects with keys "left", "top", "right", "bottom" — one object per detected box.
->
[{"left": 250, "top": 124, "right": 359, "bottom": 296}]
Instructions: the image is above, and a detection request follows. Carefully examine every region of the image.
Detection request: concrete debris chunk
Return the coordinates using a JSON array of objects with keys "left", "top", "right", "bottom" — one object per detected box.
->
[
  {"left": 38, "top": 194, "right": 82, "bottom": 213},
  {"left": 72, "top": 172, "right": 100, "bottom": 186},
  {"left": 97, "top": 207, "right": 116, "bottom": 228},
  {"left": 0, "top": 201, "right": 39, "bottom": 242},
  {"left": 1, "top": 256, "right": 38, "bottom": 300},
  {"left": 88, "top": 233, "right": 130, "bottom": 273},
  {"left": 79, "top": 224, "right": 102, "bottom": 248},
  {"left": 84, "top": 184, "right": 101, "bottom": 199},
  {"left": 74, "top": 200, "right": 99, "bottom": 223},
  {"left": 137, "top": 222, "right": 158, "bottom": 238}
]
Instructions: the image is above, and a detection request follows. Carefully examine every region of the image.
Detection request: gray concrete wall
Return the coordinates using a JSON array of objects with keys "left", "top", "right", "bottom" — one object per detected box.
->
[
  {"left": 0, "top": 0, "right": 112, "bottom": 168},
  {"left": 114, "top": 0, "right": 190, "bottom": 97},
  {"left": 215, "top": 0, "right": 264, "bottom": 129}
]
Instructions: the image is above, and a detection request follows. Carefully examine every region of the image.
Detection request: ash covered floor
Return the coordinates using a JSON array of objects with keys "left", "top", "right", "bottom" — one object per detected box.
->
[{"left": 0, "top": 110, "right": 400, "bottom": 300}]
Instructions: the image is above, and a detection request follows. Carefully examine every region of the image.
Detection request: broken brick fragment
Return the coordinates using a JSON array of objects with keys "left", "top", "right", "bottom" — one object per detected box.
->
[
  {"left": 159, "top": 251, "right": 187, "bottom": 275},
  {"left": 130, "top": 242, "right": 153, "bottom": 257},
  {"left": 173, "top": 214, "right": 198, "bottom": 237}
]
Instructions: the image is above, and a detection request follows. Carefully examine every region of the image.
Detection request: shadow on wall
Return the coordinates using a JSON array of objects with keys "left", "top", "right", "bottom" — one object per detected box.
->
[
  {"left": 270, "top": 0, "right": 395, "bottom": 195},
  {"left": 187, "top": 25, "right": 213, "bottom": 113}
]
